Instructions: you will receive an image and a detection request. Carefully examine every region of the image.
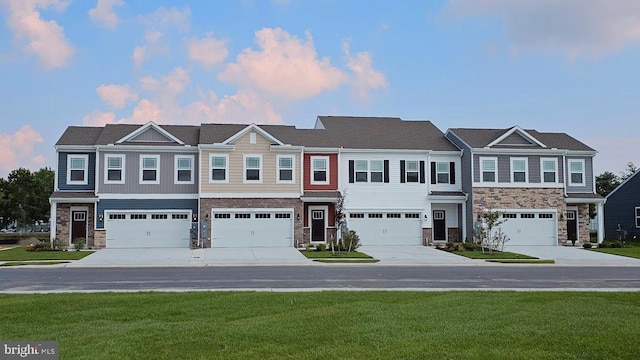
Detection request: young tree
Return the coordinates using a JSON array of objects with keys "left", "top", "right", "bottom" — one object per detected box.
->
[
  {"left": 2, "top": 167, "right": 54, "bottom": 230},
  {"left": 620, "top": 162, "right": 638, "bottom": 181}
]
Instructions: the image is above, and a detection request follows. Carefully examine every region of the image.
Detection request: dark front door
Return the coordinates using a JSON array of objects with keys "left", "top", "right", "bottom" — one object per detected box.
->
[
  {"left": 433, "top": 210, "right": 446, "bottom": 241},
  {"left": 71, "top": 211, "right": 87, "bottom": 242},
  {"left": 566, "top": 210, "right": 577, "bottom": 242},
  {"left": 311, "top": 210, "right": 325, "bottom": 242}
]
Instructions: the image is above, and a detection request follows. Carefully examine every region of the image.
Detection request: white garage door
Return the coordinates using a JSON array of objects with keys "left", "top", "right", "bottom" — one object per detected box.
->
[
  {"left": 212, "top": 209, "right": 293, "bottom": 247},
  {"left": 499, "top": 211, "right": 557, "bottom": 246},
  {"left": 105, "top": 211, "right": 191, "bottom": 248},
  {"left": 347, "top": 212, "right": 422, "bottom": 246}
]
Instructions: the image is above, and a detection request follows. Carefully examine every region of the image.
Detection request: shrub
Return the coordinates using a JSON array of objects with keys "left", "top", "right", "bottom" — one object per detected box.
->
[
  {"left": 340, "top": 230, "right": 361, "bottom": 252},
  {"left": 583, "top": 242, "right": 593, "bottom": 249},
  {"left": 52, "top": 238, "right": 67, "bottom": 251},
  {"left": 463, "top": 242, "right": 481, "bottom": 251},
  {"left": 599, "top": 240, "right": 623, "bottom": 248},
  {"left": 305, "top": 244, "right": 313, "bottom": 252},
  {"left": 315, "top": 243, "right": 326, "bottom": 252},
  {"left": 27, "top": 242, "right": 52, "bottom": 252},
  {"left": 73, "top": 238, "right": 86, "bottom": 251}
]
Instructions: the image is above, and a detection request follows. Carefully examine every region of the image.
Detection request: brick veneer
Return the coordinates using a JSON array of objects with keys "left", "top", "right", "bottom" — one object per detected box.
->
[
  {"left": 199, "top": 198, "right": 303, "bottom": 248},
  {"left": 55, "top": 203, "right": 95, "bottom": 247},
  {"left": 422, "top": 228, "right": 432, "bottom": 245},
  {"left": 473, "top": 187, "right": 568, "bottom": 244},
  {"left": 94, "top": 230, "right": 106, "bottom": 248}
]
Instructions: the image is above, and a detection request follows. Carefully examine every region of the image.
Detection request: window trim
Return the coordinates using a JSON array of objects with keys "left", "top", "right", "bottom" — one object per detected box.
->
[
  {"left": 369, "top": 160, "right": 384, "bottom": 183},
  {"left": 67, "top": 154, "right": 89, "bottom": 185},
  {"left": 435, "top": 161, "right": 450, "bottom": 184},
  {"left": 479, "top": 157, "right": 497, "bottom": 183},
  {"left": 104, "top": 154, "right": 125, "bottom": 185},
  {"left": 540, "top": 157, "right": 558, "bottom": 184},
  {"left": 568, "top": 159, "right": 586, "bottom": 186},
  {"left": 510, "top": 157, "right": 528, "bottom": 183},
  {"left": 139, "top": 154, "right": 160, "bottom": 185},
  {"left": 354, "top": 160, "right": 368, "bottom": 183},
  {"left": 636, "top": 207, "right": 640, "bottom": 228},
  {"left": 276, "top": 155, "right": 295, "bottom": 184},
  {"left": 243, "top": 154, "right": 263, "bottom": 183},
  {"left": 174, "top": 155, "right": 194, "bottom": 185},
  {"left": 209, "top": 154, "right": 229, "bottom": 183},
  {"left": 310, "top": 156, "right": 329, "bottom": 185},
  {"left": 404, "top": 160, "right": 419, "bottom": 183}
]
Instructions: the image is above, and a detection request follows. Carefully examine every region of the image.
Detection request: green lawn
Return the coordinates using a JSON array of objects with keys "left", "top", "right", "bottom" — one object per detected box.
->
[
  {"left": 301, "top": 250, "right": 373, "bottom": 259},
  {"left": 591, "top": 247, "right": 640, "bottom": 259},
  {"left": 0, "top": 292, "right": 638, "bottom": 359},
  {"left": 0, "top": 246, "right": 93, "bottom": 261},
  {"left": 452, "top": 250, "right": 537, "bottom": 259}
]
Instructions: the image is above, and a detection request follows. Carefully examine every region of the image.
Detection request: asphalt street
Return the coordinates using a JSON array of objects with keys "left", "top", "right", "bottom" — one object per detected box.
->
[{"left": 1, "top": 266, "right": 640, "bottom": 292}]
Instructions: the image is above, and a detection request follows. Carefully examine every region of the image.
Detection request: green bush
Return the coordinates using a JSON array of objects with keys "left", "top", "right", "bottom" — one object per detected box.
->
[
  {"left": 315, "top": 243, "right": 326, "bottom": 252},
  {"left": 73, "top": 238, "right": 86, "bottom": 251},
  {"left": 463, "top": 242, "right": 481, "bottom": 251},
  {"left": 27, "top": 242, "right": 52, "bottom": 252},
  {"left": 53, "top": 238, "right": 67, "bottom": 251},
  {"left": 583, "top": 242, "right": 593, "bottom": 249},
  {"left": 340, "top": 230, "right": 361, "bottom": 252},
  {"left": 599, "top": 240, "right": 624, "bottom": 248}
]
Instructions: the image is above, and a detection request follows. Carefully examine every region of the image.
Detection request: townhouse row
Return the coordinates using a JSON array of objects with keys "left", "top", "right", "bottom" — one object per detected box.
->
[{"left": 50, "top": 116, "right": 604, "bottom": 249}]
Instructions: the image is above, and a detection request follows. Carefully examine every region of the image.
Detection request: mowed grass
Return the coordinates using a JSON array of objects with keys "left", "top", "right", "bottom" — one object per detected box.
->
[
  {"left": 591, "top": 247, "right": 640, "bottom": 259},
  {"left": 0, "top": 247, "right": 93, "bottom": 261},
  {"left": 453, "top": 250, "right": 537, "bottom": 259},
  {"left": 1, "top": 292, "right": 639, "bottom": 359},
  {"left": 301, "top": 250, "right": 373, "bottom": 259}
]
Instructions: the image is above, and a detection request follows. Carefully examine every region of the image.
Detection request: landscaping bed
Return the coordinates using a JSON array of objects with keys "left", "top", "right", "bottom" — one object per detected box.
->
[
  {"left": 436, "top": 242, "right": 538, "bottom": 260},
  {"left": 300, "top": 249, "right": 377, "bottom": 263},
  {"left": 0, "top": 246, "right": 93, "bottom": 261},
  {"left": 0, "top": 291, "right": 638, "bottom": 359}
]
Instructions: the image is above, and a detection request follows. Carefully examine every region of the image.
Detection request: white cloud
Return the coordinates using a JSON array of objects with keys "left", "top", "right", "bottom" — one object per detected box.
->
[
  {"left": 132, "top": 7, "right": 190, "bottom": 67},
  {"left": 82, "top": 110, "right": 117, "bottom": 126},
  {"left": 139, "top": 67, "right": 190, "bottom": 97},
  {"left": 0, "top": 125, "right": 45, "bottom": 173},
  {"left": 219, "top": 27, "right": 347, "bottom": 100},
  {"left": 1, "top": 0, "right": 74, "bottom": 69},
  {"left": 186, "top": 89, "right": 282, "bottom": 124},
  {"left": 96, "top": 84, "right": 138, "bottom": 109},
  {"left": 131, "top": 46, "right": 145, "bottom": 68},
  {"left": 442, "top": 0, "right": 640, "bottom": 60},
  {"left": 88, "top": 0, "right": 124, "bottom": 29},
  {"left": 343, "top": 40, "right": 388, "bottom": 99},
  {"left": 140, "top": 6, "right": 190, "bottom": 32},
  {"left": 187, "top": 33, "right": 228, "bottom": 68}
]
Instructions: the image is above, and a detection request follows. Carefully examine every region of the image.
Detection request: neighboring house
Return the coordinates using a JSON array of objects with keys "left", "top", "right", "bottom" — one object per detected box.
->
[
  {"left": 50, "top": 122, "right": 200, "bottom": 248},
  {"left": 446, "top": 126, "right": 604, "bottom": 246},
  {"left": 604, "top": 170, "right": 640, "bottom": 240}
]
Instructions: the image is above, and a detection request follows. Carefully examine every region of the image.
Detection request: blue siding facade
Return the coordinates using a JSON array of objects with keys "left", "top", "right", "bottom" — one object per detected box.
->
[
  {"left": 445, "top": 132, "right": 474, "bottom": 241},
  {"left": 604, "top": 172, "right": 640, "bottom": 239},
  {"left": 96, "top": 198, "right": 198, "bottom": 229},
  {"left": 57, "top": 152, "right": 96, "bottom": 191}
]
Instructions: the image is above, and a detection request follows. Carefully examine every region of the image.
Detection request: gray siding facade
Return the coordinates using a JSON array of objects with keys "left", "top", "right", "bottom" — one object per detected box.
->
[
  {"left": 473, "top": 154, "right": 564, "bottom": 184},
  {"left": 445, "top": 132, "right": 474, "bottom": 241},
  {"left": 99, "top": 151, "right": 199, "bottom": 194},
  {"left": 57, "top": 152, "right": 96, "bottom": 191},
  {"left": 565, "top": 156, "right": 594, "bottom": 193},
  {"left": 96, "top": 198, "right": 198, "bottom": 229}
]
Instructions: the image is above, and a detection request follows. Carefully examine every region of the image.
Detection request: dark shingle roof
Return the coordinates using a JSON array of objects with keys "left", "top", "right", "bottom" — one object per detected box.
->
[
  {"left": 199, "top": 123, "right": 248, "bottom": 144},
  {"left": 57, "top": 124, "right": 201, "bottom": 146},
  {"left": 448, "top": 127, "right": 595, "bottom": 152},
  {"left": 56, "top": 127, "right": 103, "bottom": 146}
]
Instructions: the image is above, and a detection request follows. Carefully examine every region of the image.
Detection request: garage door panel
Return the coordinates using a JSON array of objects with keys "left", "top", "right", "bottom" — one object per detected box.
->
[
  {"left": 499, "top": 211, "right": 556, "bottom": 246},
  {"left": 348, "top": 212, "right": 422, "bottom": 246},
  {"left": 106, "top": 211, "right": 191, "bottom": 248},
  {"left": 212, "top": 210, "right": 293, "bottom": 248}
]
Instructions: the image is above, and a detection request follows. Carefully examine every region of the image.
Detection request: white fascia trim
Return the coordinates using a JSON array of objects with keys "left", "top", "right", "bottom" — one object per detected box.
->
[
  {"left": 473, "top": 148, "right": 567, "bottom": 156},
  {"left": 116, "top": 121, "right": 184, "bottom": 145},
  {"left": 472, "top": 183, "right": 565, "bottom": 189},
  {"left": 50, "top": 198, "right": 99, "bottom": 203},
  {"left": 270, "top": 145, "right": 303, "bottom": 152},
  {"left": 200, "top": 192, "right": 301, "bottom": 199},
  {"left": 605, "top": 169, "right": 640, "bottom": 199},
  {"left": 487, "top": 126, "right": 547, "bottom": 148},
  {"left": 97, "top": 145, "right": 197, "bottom": 152},
  {"left": 565, "top": 198, "right": 605, "bottom": 204},
  {"left": 55, "top": 145, "right": 96, "bottom": 151},
  {"left": 198, "top": 144, "right": 235, "bottom": 150},
  {"left": 303, "top": 147, "right": 339, "bottom": 153},
  {"left": 427, "top": 196, "right": 467, "bottom": 203},
  {"left": 222, "top": 123, "right": 284, "bottom": 146},
  {"left": 99, "top": 193, "right": 199, "bottom": 200},
  {"left": 340, "top": 148, "right": 432, "bottom": 154},
  {"left": 301, "top": 197, "right": 339, "bottom": 203}
]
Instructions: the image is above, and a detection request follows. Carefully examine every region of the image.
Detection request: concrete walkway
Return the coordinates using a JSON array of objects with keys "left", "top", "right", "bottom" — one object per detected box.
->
[
  {"left": 359, "top": 246, "right": 480, "bottom": 265},
  {"left": 504, "top": 245, "right": 640, "bottom": 266}
]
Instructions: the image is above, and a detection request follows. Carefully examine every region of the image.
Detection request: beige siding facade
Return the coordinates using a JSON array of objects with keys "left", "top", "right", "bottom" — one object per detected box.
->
[{"left": 200, "top": 131, "right": 301, "bottom": 194}]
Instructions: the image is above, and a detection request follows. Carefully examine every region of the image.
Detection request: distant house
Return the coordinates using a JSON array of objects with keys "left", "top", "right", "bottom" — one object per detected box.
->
[{"left": 604, "top": 170, "right": 640, "bottom": 240}]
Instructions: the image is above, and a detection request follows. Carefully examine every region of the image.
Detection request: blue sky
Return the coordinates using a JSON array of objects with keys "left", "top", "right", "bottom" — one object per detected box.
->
[{"left": 1, "top": 0, "right": 639, "bottom": 177}]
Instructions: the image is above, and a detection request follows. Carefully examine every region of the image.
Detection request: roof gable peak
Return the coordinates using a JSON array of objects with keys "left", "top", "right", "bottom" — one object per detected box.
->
[
  {"left": 116, "top": 121, "right": 184, "bottom": 145},
  {"left": 221, "top": 123, "right": 285, "bottom": 145},
  {"left": 486, "top": 125, "right": 547, "bottom": 148}
]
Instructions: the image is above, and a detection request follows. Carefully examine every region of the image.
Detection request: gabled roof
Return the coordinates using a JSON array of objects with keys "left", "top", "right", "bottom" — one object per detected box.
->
[
  {"left": 486, "top": 126, "right": 547, "bottom": 148},
  {"left": 59, "top": 123, "right": 201, "bottom": 147},
  {"left": 56, "top": 127, "right": 103, "bottom": 146},
  {"left": 448, "top": 127, "right": 595, "bottom": 151},
  {"left": 116, "top": 121, "right": 184, "bottom": 145},
  {"left": 221, "top": 123, "right": 285, "bottom": 145},
  {"left": 605, "top": 169, "right": 640, "bottom": 199}
]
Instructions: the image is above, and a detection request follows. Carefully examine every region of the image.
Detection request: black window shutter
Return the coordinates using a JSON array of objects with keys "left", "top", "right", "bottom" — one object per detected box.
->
[
  {"left": 348, "top": 160, "right": 354, "bottom": 183},
  {"left": 450, "top": 162, "right": 456, "bottom": 184},
  {"left": 420, "top": 161, "right": 426, "bottom": 184},
  {"left": 384, "top": 160, "right": 389, "bottom": 183},
  {"left": 400, "top": 160, "right": 405, "bottom": 183},
  {"left": 430, "top": 162, "right": 436, "bottom": 184}
]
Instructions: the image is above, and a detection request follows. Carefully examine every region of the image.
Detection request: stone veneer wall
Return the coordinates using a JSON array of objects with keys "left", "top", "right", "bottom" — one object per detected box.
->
[
  {"left": 577, "top": 203, "right": 590, "bottom": 244},
  {"left": 199, "top": 198, "right": 304, "bottom": 248},
  {"left": 447, "top": 228, "right": 460, "bottom": 242},
  {"left": 422, "top": 228, "right": 432, "bottom": 245},
  {"left": 473, "top": 187, "right": 567, "bottom": 244},
  {"left": 94, "top": 230, "right": 106, "bottom": 249},
  {"left": 55, "top": 203, "right": 95, "bottom": 247}
]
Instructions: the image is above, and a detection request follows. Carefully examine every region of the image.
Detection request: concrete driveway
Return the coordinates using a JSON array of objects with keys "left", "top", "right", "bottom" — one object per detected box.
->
[
  {"left": 359, "top": 245, "right": 479, "bottom": 265},
  {"left": 504, "top": 245, "right": 640, "bottom": 266},
  {"left": 67, "top": 247, "right": 310, "bottom": 267}
]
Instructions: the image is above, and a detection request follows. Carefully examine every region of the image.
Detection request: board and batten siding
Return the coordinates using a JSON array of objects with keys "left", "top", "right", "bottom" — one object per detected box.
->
[
  {"left": 200, "top": 132, "right": 300, "bottom": 194},
  {"left": 57, "top": 152, "right": 96, "bottom": 191},
  {"left": 99, "top": 151, "right": 199, "bottom": 194},
  {"left": 96, "top": 198, "right": 197, "bottom": 229}
]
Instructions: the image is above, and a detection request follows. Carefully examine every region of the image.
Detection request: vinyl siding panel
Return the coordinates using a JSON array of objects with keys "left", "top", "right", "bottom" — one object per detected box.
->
[
  {"left": 99, "top": 151, "right": 198, "bottom": 194},
  {"left": 200, "top": 132, "right": 300, "bottom": 194},
  {"left": 304, "top": 153, "right": 338, "bottom": 190},
  {"left": 604, "top": 173, "right": 640, "bottom": 239},
  {"left": 96, "top": 198, "right": 197, "bottom": 229},
  {"left": 57, "top": 152, "right": 96, "bottom": 191},
  {"left": 473, "top": 154, "right": 565, "bottom": 185},
  {"left": 565, "top": 156, "right": 594, "bottom": 192},
  {"left": 445, "top": 132, "right": 474, "bottom": 241}
]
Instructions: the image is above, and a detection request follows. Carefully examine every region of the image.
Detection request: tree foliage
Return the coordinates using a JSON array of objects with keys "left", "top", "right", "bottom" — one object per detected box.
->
[
  {"left": 595, "top": 171, "right": 621, "bottom": 197},
  {"left": 620, "top": 162, "right": 638, "bottom": 181},
  {"left": 0, "top": 167, "right": 54, "bottom": 228}
]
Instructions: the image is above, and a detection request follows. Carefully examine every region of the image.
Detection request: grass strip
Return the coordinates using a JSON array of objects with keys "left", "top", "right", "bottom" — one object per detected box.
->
[
  {"left": 301, "top": 250, "right": 372, "bottom": 259},
  {"left": 0, "top": 261, "right": 70, "bottom": 267},
  {"left": 0, "top": 291, "right": 639, "bottom": 359},
  {"left": 452, "top": 250, "right": 537, "bottom": 259},
  {"left": 313, "top": 259, "right": 380, "bottom": 263},
  {"left": 485, "top": 259, "right": 555, "bottom": 264},
  {"left": 0, "top": 246, "right": 93, "bottom": 261},
  {"left": 590, "top": 247, "right": 640, "bottom": 259}
]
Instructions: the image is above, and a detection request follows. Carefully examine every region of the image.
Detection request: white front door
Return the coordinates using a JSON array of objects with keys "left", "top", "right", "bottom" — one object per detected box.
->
[
  {"left": 212, "top": 209, "right": 293, "bottom": 247},
  {"left": 347, "top": 212, "right": 422, "bottom": 246},
  {"left": 105, "top": 211, "right": 191, "bottom": 248},
  {"left": 499, "top": 210, "right": 557, "bottom": 246}
]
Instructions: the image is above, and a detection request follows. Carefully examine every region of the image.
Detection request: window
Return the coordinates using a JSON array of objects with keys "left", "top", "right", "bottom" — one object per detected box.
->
[
  {"left": 405, "top": 160, "right": 419, "bottom": 183},
  {"left": 277, "top": 155, "right": 294, "bottom": 183},
  {"left": 541, "top": 158, "right": 557, "bottom": 183},
  {"left": 235, "top": 213, "right": 251, "bottom": 219},
  {"left": 109, "top": 214, "right": 126, "bottom": 220},
  {"left": 436, "top": 162, "right": 450, "bottom": 184},
  {"left": 140, "top": 155, "right": 160, "bottom": 184},
  {"left": 349, "top": 213, "right": 364, "bottom": 218},
  {"left": 368, "top": 213, "right": 383, "bottom": 218},
  {"left": 636, "top": 208, "right": 640, "bottom": 228},
  {"left": 311, "top": 156, "right": 329, "bottom": 184},
  {"left": 255, "top": 213, "right": 271, "bottom": 219},
  {"left": 520, "top": 213, "right": 535, "bottom": 219},
  {"left": 511, "top": 158, "right": 528, "bottom": 183},
  {"left": 244, "top": 155, "right": 262, "bottom": 182},
  {"left": 172, "top": 214, "right": 189, "bottom": 220},
  {"left": 151, "top": 214, "right": 168, "bottom": 220},
  {"left": 569, "top": 160, "right": 585, "bottom": 186},
  {"left": 405, "top": 213, "right": 420, "bottom": 219},
  {"left": 275, "top": 213, "right": 291, "bottom": 219},
  {"left": 131, "top": 214, "right": 147, "bottom": 220},
  {"left": 386, "top": 213, "right": 401, "bottom": 218},
  {"left": 480, "top": 157, "right": 496, "bottom": 182},
  {"left": 105, "top": 154, "right": 124, "bottom": 184},
  {"left": 214, "top": 213, "right": 231, "bottom": 219},
  {"left": 503, "top": 213, "right": 517, "bottom": 219},
  {"left": 210, "top": 155, "right": 228, "bottom": 182},
  {"left": 539, "top": 213, "right": 554, "bottom": 219},
  {"left": 175, "top": 155, "right": 194, "bottom": 184},
  {"left": 370, "top": 160, "right": 383, "bottom": 183},
  {"left": 355, "top": 160, "right": 368, "bottom": 182},
  {"left": 67, "top": 154, "right": 88, "bottom": 185}
]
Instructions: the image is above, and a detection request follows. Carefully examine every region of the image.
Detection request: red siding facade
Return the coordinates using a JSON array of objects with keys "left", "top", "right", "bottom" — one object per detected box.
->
[{"left": 304, "top": 153, "right": 338, "bottom": 190}]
